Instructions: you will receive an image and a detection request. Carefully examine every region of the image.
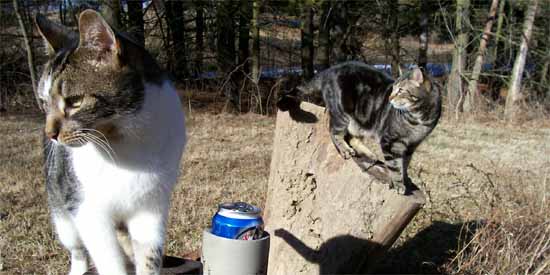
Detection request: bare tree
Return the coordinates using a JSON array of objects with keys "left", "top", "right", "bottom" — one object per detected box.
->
[
  {"left": 251, "top": 0, "right": 261, "bottom": 82},
  {"left": 492, "top": 0, "right": 507, "bottom": 63},
  {"left": 447, "top": 0, "right": 470, "bottom": 115},
  {"left": 465, "top": 0, "right": 499, "bottom": 112},
  {"left": 319, "top": 0, "right": 331, "bottom": 70},
  {"left": 388, "top": 0, "right": 400, "bottom": 78},
  {"left": 100, "top": 0, "right": 122, "bottom": 30},
  {"left": 505, "top": 0, "right": 539, "bottom": 120},
  {"left": 194, "top": 1, "right": 205, "bottom": 76},
  {"left": 13, "top": 0, "right": 41, "bottom": 111},
  {"left": 238, "top": 0, "right": 252, "bottom": 74},
  {"left": 216, "top": 1, "right": 239, "bottom": 110},
  {"left": 418, "top": 0, "right": 429, "bottom": 69},
  {"left": 127, "top": 0, "right": 144, "bottom": 46},
  {"left": 301, "top": 4, "right": 315, "bottom": 80},
  {"left": 165, "top": 1, "right": 188, "bottom": 77}
]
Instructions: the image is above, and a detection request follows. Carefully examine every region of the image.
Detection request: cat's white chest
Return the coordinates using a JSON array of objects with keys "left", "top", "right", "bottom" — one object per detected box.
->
[{"left": 71, "top": 145, "right": 163, "bottom": 209}]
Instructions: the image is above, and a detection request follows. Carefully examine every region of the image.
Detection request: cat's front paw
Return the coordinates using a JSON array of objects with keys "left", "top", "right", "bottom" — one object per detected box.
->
[
  {"left": 389, "top": 179, "right": 407, "bottom": 195},
  {"left": 340, "top": 148, "right": 356, "bottom": 159}
]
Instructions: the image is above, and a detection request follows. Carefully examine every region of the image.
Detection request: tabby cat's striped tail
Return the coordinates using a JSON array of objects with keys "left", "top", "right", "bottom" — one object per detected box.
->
[{"left": 276, "top": 76, "right": 323, "bottom": 112}]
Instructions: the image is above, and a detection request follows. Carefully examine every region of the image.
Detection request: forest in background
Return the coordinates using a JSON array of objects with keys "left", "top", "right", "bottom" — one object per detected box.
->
[{"left": 0, "top": 0, "right": 549, "bottom": 119}]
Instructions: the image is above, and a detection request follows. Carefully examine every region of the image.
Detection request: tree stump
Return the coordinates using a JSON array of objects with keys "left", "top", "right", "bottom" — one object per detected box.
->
[{"left": 264, "top": 102, "right": 425, "bottom": 274}]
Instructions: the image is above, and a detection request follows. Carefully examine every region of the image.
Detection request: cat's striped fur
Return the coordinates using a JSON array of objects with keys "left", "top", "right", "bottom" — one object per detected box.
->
[{"left": 278, "top": 61, "right": 441, "bottom": 194}]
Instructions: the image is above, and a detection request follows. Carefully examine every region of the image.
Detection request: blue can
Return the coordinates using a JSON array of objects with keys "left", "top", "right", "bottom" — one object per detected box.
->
[{"left": 211, "top": 202, "right": 264, "bottom": 240}]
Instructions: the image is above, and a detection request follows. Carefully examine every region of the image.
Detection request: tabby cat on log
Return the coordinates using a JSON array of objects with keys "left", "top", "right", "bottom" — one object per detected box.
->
[
  {"left": 36, "top": 10, "right": 186, "bottom": 275},
  {"left": 278, "top": 61, "right": 441, "bottom": 194}
]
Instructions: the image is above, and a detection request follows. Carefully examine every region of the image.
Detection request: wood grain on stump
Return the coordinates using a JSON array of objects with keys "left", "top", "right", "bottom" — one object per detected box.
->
[{"left": 264, "top": 102, "right": 425, "bottom": 274}]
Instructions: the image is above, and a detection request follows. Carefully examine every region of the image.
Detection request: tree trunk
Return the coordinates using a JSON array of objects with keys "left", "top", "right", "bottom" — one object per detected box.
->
[
  {"left": 318, "top": 0, "right": 331, "bottom": 70},
  {"left": 251, "top": 0, "right": 261, "bottom": 82},
  {"left": 492, "top": 0, "right": 506, "bottom": 63},
  {"left": 216, "top": 1, "right": 238, "bottom": 111},
  {"left": 301, "top": 5, "right": 315, "bottom": 80},
  {"left": 195, "top": 2, "right": 204, "bottom": 76},
  {"left": 59, "top": 0, "right": 65, "bottom": 25},
  {"left": 265, "top": 102, "right": 426, "bottom": 274},
  {"left": 418, "top": 0, "right": 429, "bottom": 69},
  {"left": 389, "top": 0, "right": 400, "bottom": 78},
  {"left": 166, "top": 1, "right": 187, "bottom": 78},
  {"left": 238, "top": 0, "right": 252, "bottom": 74},
  {"left": 100, "top": 0, "right": 122, "bottom": 30},
  {"left": 127, "top": 0, "right": 144, "bottom": 46},
  {"left": 505, "top": 0, "right": 538, "bottom": 121},
  {"left": 13, "top": 0, "right": 41, "bottom": 112},
  {"left": 464, "top": 0, "right": 499, "bottom": 113},
  {"left": 447, "top": 0, "right": 470, "bottom": 116}
]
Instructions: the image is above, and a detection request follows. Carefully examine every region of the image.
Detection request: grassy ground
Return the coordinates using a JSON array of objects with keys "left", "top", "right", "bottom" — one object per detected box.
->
[{"left": 0, "top": 101, "right": 548, "bottom": 274}]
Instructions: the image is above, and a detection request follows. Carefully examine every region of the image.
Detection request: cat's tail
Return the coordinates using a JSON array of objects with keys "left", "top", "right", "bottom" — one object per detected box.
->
[{"left": 276, "top": 76, "right": 323, "bottom": 112}]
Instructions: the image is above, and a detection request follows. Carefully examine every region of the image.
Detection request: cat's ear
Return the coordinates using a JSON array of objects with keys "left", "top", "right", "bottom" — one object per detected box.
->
[
  {"left": 77, "top": 9, "right": 120, "bottom": 63},
  {"left": 410, "top": 67, "right": 424, "bottom": 85},
  {"left": 35, "top": 14, "right": 77, "bottom": 55}
]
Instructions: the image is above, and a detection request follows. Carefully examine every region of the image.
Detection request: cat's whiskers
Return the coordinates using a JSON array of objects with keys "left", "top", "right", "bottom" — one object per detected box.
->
[
  {"left": 79, "top": 128, "right": 117, "bottom": 161},
  {"left": 82, "top": 134, "right": 118, "bottom": 164},
  {"left": 72, "top": 130, "right": 117, "bottom": 164},
  {"left": 45, "top": 141, "right": 56, "bottom": 171}
]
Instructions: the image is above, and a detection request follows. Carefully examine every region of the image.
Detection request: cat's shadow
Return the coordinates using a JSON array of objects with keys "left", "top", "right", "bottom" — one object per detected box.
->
[{"left": 274, "top": 220, "right": 481, "bottom": 274}]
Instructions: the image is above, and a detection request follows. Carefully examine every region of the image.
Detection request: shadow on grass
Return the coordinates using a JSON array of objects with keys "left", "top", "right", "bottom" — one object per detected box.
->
[
  {"left": 274, "top": 220, "right": 481, "bottom": 274},
  {"left": 375, "top": 220, "right": 481, "bottom": 274}
]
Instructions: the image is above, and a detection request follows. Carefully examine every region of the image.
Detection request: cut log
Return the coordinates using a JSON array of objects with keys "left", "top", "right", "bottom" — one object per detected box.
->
[{"left": 264, "top": 102, "right": 425, "bottom": 274}]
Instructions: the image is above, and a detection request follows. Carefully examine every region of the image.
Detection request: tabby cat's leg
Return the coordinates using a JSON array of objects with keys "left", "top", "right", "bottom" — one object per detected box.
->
[
  {"left": 128, "top": 212, "right": 165, "bottom": 275},
  {"left": 329, "top": 116, "right": 355, "bottom": 159},
  {"left": 52, "top": 214, "right": 88, "bottom": 275},
  {"left": 381, "top": 140, "right": 408, "bottom": 194},
  {"left": 116, "top": 225, "right": 135, "bottom": 265},
  {"left": 349, "top": 137, "right": 377, "bottom": 163}
]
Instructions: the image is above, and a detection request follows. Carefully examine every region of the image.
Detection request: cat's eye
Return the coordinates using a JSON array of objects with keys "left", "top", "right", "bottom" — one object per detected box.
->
[{"left": 65, "top": 96, "right": 84, "bottom": 109}]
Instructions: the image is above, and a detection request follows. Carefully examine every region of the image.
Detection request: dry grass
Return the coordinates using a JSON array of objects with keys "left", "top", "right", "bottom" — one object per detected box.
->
[{"left": 0, "top": 100, "right": 549, "bottom": 274}]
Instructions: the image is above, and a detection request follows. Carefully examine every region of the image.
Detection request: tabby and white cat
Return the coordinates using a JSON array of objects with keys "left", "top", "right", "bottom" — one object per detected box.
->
[
  {"left": 278, "top": 61, "right": 441, "bottom": 194},
  {"left": 36, "top": 10, "right": 186, "bottom": 275}
]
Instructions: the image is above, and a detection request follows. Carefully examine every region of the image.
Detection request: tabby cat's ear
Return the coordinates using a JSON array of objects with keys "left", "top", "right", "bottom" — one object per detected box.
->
[
  {"left": 410, "top": 67, "right": 424, "bottom": 85},
  {"left": 35, "top": 14, "right": 77, "bottom": 55},
  {"left": 77, "top": 9, "right": 120, "bottom": 63}
]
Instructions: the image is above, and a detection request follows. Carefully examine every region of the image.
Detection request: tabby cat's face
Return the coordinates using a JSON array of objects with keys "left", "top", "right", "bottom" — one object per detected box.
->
[
  {"left": 389, "top": 68, "right": 431, "bottom": 111},
  {"left": 36, "top": 11, "right": 144, "bottom": 147}
]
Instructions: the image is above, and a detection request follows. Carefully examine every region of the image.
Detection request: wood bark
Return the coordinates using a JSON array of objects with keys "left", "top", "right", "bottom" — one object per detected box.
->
[
  {"left": 100, "top": 0, "right": 122, "bottom": 30},
  {"left": 216, "top": 1, "right": 239, "bottom": 111},
  {"left": 166, "top": 1, "right": 188, "bottom": 78},
  {"left": 388, "top": 0, "right": 400, "bottom": 78},
  {"left": 318, "top": 0, "right": 331, "bottom": 70},
  {"left": 264, "top": 102, "right": 426, "bottom": 274},
  {"left": 492, "top": 0, "right": 506, "bottom": 63},
  {"left": 251, "top": 0, "right": 261, "bottom": 82},
  {"left": 505, "top": 0, "right": 539, "bottom": 121},
  {"left": 194, "top": 2, "right": 204, "bottom": 76},
  {"left": 447, "top": 0, "right": 470, "bottom": 116},
  {"left": 238, "top": 0, "right": 252, "bottom": 74},
  {"left": 127, "top": 0, "right": 144, "bottom": 46},
  {"left": 464, "top": 0, "right": 499, "bottom": 113},
  {"left": 13, "top": 0, "right": 41, "bottom": 112},
  {"left": 418, "top": 0, "right": 429, "bottom": 69},
  {"left": 301, "top": 5, "right": 315, "bottom": 80}
]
